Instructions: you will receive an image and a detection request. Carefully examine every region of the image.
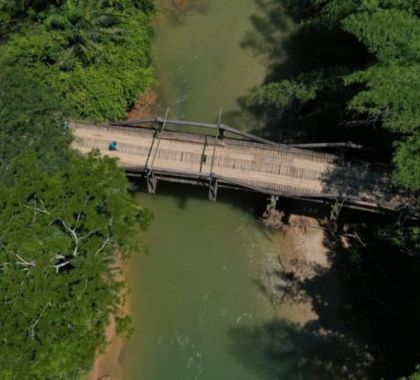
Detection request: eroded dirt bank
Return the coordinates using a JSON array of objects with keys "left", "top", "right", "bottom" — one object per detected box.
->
[{"left": 265, "top": 215, "right": 373, "bottom": 379}]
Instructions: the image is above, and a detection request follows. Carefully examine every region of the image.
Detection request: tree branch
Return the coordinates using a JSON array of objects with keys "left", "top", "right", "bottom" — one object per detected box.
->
[
  {"left": 60, "top": 220, "right": 80, "bottom": 256},
  {"left": 54, "top": 261, "right": 71, "bottom": 273},
  {"left": 16, "top": 253, "right": 36, "bottom": 268}
]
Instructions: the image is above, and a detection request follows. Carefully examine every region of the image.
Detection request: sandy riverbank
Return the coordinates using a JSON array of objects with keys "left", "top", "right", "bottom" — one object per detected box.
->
[
  {"left": 87, "top": 258, "right": 132, "bottom": 380},
  {"left": 87, "top": 311, "right": 127, "bottom": 380},
  {"left": 273, "top": 215, "right": 332, "bottom": 326}
]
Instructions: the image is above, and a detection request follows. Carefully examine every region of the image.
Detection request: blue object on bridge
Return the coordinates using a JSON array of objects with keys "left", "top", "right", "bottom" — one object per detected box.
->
[{"left": 109, "top": 141, "right": 118, "bottom": 151}]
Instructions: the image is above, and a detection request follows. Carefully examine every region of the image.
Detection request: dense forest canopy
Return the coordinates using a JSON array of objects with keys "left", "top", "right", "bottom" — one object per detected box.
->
[
  {"left": 0, "top": 0, "right": 154, "bottom": 121},
  {"left": 244, "top": 1, "right": 420, "bottom": 378},
  {"left": 0, "top": 0, "right": 154, "bottom": 378},
  {"left": 0, "top": 152, "right": 151, "bottom": 379},
  {"left": 0, "top": 0, "right": 419, "bottom": 379},
  {"left": 248, "top": 0, "right": 420, "bottom": 191}
]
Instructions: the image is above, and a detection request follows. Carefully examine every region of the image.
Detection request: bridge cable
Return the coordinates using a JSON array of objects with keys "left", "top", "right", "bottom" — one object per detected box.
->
[
  {"left": 209, "top": 108, "right": 222, "bottom": 180},
  {"left": 147, "top": 108, "right": 170, "bottom": 173}
]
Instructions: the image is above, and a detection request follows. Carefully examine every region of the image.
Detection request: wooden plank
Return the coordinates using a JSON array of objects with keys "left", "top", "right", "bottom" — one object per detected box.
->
[{"left": 70, "top": 122, "right": 412, "bottom": 214}]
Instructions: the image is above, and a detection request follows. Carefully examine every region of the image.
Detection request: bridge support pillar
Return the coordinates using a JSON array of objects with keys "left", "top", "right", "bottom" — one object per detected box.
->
[
  {"left": 262, "top": 196, "right": 284, "bottom": 229},
  {"left": 146, "top": 173, "right": 158, "bottom": 194},
  {"left": 269, "top": 195, "right": 278, "bottom": 210},
  {"left": 209, "top": 178, "right": 218, "bottom": 202},
  {"left": 330, "top": 199, "right": 344, "bottom": 222}
]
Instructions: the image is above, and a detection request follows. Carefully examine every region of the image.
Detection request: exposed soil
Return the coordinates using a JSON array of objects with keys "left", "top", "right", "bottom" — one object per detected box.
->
[
  {"left": 87, "top": 261, "right": 131, "bottom": 380},
  {"left": 87, "top": 315, "right": 125, "bottom": 380},
  {"left": 280, "top": 215, "right": 330, "bottom": 281},
  {"left": 126, "top": 88, "right": 158, "bottom": 121},
  {"left": 270, "top": 215, "right": 331, "bottom": 326}
]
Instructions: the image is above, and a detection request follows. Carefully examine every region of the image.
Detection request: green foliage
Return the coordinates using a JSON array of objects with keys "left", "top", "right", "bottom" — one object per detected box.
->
[
  {"left": 393, "top": 137, "right": 420, "bottom": 190},
  {"left": 402, "top": 366, "right": 420, "bottom": 380},
  {"left": 0, "top": 0, "right": 154, "bottom": 121},
  {"left": 250, "top": 0, "right": 420, "bottom": 190},
  {"left": 343, "top": 9, "right": 420, "bottom": 62},
  {"left": 0, "top": 62, "right": 70, "bottom": 181},
  {"left": 0, "top": 151, "right": 150, "bottom": 379},
  {"left": 341, "top": 6, "right": 420, "bottom": 189},
  {"left": 0, "top": 0, "right": 154, "bottom": 378},
  {"left": 247, "top": 80, "right": 317, "bottom": 109}
]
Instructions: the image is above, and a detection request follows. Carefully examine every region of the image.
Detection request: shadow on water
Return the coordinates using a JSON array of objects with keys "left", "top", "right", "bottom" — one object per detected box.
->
[
  {"left": 227, "top": 318, "right": 367, "bottom": 380},
  {"left": 130, "top": 177, "right": 266, "bottom": 217},
  {"left": 227, "top": 214, "right": 420, "bottom": 379},
  {"left": 128, "top": 174, "right": 418, "bottom": 379},
  {"left": 129, "top": 176, "right": 401, "bottom": 226}
]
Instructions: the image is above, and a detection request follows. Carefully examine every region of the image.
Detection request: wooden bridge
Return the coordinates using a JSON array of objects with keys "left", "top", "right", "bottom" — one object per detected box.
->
[{"left": 70, "top": 117, "right": 415, "bottom": 218}]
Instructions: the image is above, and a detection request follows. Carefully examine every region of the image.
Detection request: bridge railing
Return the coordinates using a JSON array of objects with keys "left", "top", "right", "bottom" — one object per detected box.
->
[
  {"left": 111, "top": 116, "right": 281, "bottom": 147},
  {"left": 111, "top": 116, "right": 365, "bottom": 151}
]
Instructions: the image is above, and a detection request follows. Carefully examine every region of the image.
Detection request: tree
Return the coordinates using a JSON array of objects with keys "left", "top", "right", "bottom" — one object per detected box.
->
[
  {"left": 0, "top": 151, "right": 151, "bottom": 379},
  {"left": 0, "top": 62, "right": 70, "bottom": 182},
  {"left": 0, "top": 0, "right": 155, "bottom": 378},
  {"left": 0, "top": 0, "right": 154, "bottom": 121},
  {"left": 246, "top": 1, "right": 420, "bottom": 377},
  {"left": 342, "top": 6, "right": 420, "bottom": 190},
  {"left": 247, "top": 0, "right": 420, "bottom": 190},
  {"left": 403, "top": 366, "right": 420, "bottom": 380}
]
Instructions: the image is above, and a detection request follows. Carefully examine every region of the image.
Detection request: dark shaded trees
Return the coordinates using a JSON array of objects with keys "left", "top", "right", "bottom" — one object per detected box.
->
[
  {"left": 0, "top": 63, "right": 69, "bottom": 180},
  {"left": 247, "top": 0, "right": 420, "bottom": 190},
  {"left": 244, "top": 1, "right": 420, "bottom": 378}
]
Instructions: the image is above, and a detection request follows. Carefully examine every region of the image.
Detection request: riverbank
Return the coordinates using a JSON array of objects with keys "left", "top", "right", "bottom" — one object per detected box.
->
[
  {"left": 86, "top": 214, "right": 338, "bottom": 380},
  {"left": 87, "top": 258, "right": 132, "bottom": 380},
  {"left": 274, "top": 216, "right": 373, "bottom": 378},
  {"left": 262, "top": 215, "right": 332, "bottom": 326},
  {"left": 87, "top": 312, "right": 126, "bottom": 380}
]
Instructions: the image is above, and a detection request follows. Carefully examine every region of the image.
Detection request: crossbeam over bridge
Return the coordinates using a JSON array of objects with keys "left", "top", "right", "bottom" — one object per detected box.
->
[{"left": 70, "top": 118, "right": 414, "bottom": 217}]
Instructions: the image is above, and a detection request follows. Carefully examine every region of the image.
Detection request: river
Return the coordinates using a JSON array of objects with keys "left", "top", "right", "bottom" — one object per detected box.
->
[{"left": 120, "top": 1, "right": 301, "bottom": 379}]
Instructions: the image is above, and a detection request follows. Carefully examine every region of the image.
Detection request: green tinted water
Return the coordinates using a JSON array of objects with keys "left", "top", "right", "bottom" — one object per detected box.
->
[
  {"left": 153, "top": 0, "right": 266, "bottom": 123},
  {"left": 120, "top": 1, "right": 297, "bottom": 379},
  {"left": 123, "top": 188, "right": 280, "bottom": 379}
]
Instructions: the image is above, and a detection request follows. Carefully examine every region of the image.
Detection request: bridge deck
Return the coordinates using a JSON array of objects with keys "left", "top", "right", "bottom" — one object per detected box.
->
[{"left": 71, "top": 122, "right": 408, "bottom": 213}]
